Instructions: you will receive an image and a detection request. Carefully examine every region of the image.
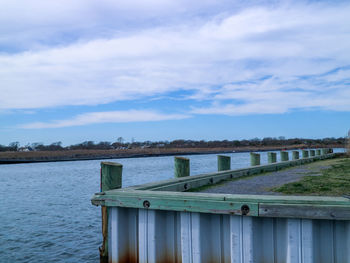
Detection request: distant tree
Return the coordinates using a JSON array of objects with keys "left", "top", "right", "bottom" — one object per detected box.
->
[
  {"left": 47, "top": 141, "right": 64, "bottom": 151},
  {"left": 8, "top": 141, "right": 20, "bottom": 151},
  {"left": 52, "top": 141, "right": 62, "bottom": 147},
  {"left": 3, "top": 136, "right": 346, "bottom": 153},
  {"left": 232, "top": 140, "right": 241, "bottom": 147},
  {"left": 31, "top": 142, "right": 43, "bottom": 150},
  {"left": 0, "top": 144, "right": 7, "bottom": 152},
  {"left": 82, "top": 141, "right": 95, "bottom": 149},
  {"left": 347, "top": 130, "right": 350, "bottom": 156},
  {"left": 96, "top": 141, "right": 112, "bottom": 149},
  {"left": 31, "top": 142, "right": 45, "bottom": 151}
]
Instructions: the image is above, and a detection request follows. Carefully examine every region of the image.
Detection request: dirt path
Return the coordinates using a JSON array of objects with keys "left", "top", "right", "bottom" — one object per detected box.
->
[{"left": 200, "top": 161, "right": 333, "bottom": 195}]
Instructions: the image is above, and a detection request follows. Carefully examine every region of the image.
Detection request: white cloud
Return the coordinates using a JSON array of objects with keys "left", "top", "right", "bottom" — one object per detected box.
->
[
  {"left": 192, "top": 69, "right": 350, "bottom": 115},
  {"left": 0, "top": 1, "right": 350, "bottom": 118},
  {"left": 19, "top": 110, "right": 191, "bottom": 129}
]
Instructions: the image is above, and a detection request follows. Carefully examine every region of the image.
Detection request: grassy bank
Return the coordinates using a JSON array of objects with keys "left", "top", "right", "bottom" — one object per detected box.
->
[{"left": 273, "top": 157, "right": 350, "bottom": 196}]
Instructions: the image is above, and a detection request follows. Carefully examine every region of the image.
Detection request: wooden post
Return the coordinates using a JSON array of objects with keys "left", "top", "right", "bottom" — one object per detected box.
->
[
  {"left": 310, "top": 150, "right": 315, "bottom": 157},
  {"left": 101, "top": 162, "right": 122, "bottom": 192},
  {"left": 292, "top": 151, "right": 299, "bottom": 160},
  {"left": 267, "top": 152, "right": 277, "bottom": 163},
  {"left": 280, "top": 151, "right": 289, "bottom": 162},
  {"left": 316, "top": 149, "right": 321, "bottom": 156},
  {"left": 100, "top": 162, "right": 123, "bottom": 263},
  {"left": 175, "top": 157, "right": 190, "bottom": 178},
  {"left": 250, "top": 152, "right": 260, "bottom": 166},
  {"left": 217, "top": 155, "right": 231, "bottom": 171},
  {"left": 302, "top": 150, "right": 309, "bottom": 158}
]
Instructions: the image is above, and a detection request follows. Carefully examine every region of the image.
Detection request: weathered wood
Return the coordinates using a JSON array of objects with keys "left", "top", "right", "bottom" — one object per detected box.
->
[
  {"left": 267, "top": 152, "right": 277, "bottom": 163},
  {"left": 280, "top": 151, "right": 289, "bottom": 161},
  {"left": 259, "top": 203, "right": 350, "bottom": 220},
  {"left": 92, "top": 189, "right": 350, "bottom": 218},
  {"left": 100, "top": 207, "right": 108, "bottom": 263},
  {"left": 93, "top": 188, "right": 350, "bottom": 206},
  {"left": 123, "top": 153, "right": 338, "bottom": 192},
  {"left": 106, "top": 195, "right": 259, "bottom": 216},
  {"left": 302, "top": 150, "right": 309, "bottom": 158},
  {"left": 92, "top": 153, "right": 345, "bottom": 220},
  {"left": 292, "top": 151, "right": 299, "bottom": 160},
  {"left": 174, "top": 157, "right": 190, "bottom": 178},
  {"left": 217, "top": 155, "right": 231, "bottom": 171},
  {"left": 101, "top": 162, "right": 122, "bottom": 191},
  {"left": 325, "top": 148, "right": 333, "bottom": 154},
  {"left": 250, "top": 152, "right": 260, "bottom": 166},
  {"left": 100, "top": 162, "right": 123, "bottom": 262}
]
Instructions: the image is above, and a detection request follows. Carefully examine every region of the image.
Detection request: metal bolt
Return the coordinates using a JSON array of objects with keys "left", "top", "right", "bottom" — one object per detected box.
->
[
  {"left": 241, "top": 204, "right": 250, "bottom": 215},
  {"left": 143, "top": 200, "right": 150, "bottom": 208}
]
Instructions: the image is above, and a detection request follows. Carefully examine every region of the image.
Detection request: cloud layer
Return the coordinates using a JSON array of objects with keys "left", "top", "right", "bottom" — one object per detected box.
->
[
  {"left": 20, "top": 110, "right": 190, "bottom": 129},
  {"left": 1, "top": 1, "right": 350, "bottom": 128}
]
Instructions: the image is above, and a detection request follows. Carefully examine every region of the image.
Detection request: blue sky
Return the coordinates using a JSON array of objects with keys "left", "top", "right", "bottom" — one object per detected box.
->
[{"left": 1, "top": 0, "right": 350, "bottom": 146}]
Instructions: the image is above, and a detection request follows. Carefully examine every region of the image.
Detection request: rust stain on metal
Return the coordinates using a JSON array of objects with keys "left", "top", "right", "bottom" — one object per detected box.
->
[
  {"left": 100, "top": 206, "right": 108, "bottom": 258},
  {"left": 110, "top": 254, "right": 137, "bottom": 263},
  {"left": 111, "top": 254, "right": 181, "bottom": 263},
  {"left": 208, "top": 209, "right": 241, "bottom": 214}
]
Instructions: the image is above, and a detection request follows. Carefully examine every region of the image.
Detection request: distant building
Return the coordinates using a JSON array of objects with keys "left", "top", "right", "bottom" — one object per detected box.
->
[{"left": 18, "top": 147, "right": 32, "bottom": 152}]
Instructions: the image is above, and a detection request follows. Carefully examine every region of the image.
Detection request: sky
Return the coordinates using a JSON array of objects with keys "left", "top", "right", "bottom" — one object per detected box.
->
[{"left": 0, "top": 0, "right": 350, "bottom": 146}]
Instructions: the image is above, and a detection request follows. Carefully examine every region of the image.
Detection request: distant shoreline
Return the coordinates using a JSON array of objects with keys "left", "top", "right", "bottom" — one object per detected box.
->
[{"left": 0, "top": 145, "right": 343, "bottom": 165}]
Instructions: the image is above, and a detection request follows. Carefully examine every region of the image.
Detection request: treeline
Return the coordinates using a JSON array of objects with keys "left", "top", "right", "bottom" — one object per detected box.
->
[{"left": 0, "top": 137, "right": 346, "bottom": 152}]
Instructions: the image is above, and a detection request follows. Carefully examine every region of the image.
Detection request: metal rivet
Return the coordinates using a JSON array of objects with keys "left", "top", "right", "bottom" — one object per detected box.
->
[
  {"left": 143, "top": 200, "right": 150, "bottom": 208},
  {"left": 241, "top": 204, "right": 250, "bottom": 215}
]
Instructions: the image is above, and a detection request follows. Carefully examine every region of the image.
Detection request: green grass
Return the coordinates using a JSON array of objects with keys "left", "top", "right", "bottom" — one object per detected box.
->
[{"left": 273, "top": 158, "right": 350, "bottom": 196}]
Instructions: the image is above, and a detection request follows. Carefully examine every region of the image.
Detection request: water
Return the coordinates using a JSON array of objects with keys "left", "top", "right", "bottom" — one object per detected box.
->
[{"left": 0, "top": 149, "right": 344, "bottom": 262}]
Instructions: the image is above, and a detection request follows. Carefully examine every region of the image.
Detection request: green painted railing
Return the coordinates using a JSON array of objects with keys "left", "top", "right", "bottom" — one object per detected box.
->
[{"left": 93, "top": 152, "right": 343, "bottom": 218}]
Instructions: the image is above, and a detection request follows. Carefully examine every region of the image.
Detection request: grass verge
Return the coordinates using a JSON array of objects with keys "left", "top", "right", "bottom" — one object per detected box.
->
[{"left": 273, "top": 157, "right": 350, "bottom": 196}]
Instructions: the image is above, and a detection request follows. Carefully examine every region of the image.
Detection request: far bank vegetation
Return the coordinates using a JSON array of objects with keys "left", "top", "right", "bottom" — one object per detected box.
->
[
  {"left": 347, "top": 130, "right": 350, "bottom": 156},
  {"left": 0, "top": 137, "right": 346, "bottom": 153}
]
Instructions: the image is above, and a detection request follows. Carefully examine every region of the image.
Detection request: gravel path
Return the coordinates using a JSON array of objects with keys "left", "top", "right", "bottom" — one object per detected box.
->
[{"left": 200, "top": 163, "right": 331, "bottom": 195}]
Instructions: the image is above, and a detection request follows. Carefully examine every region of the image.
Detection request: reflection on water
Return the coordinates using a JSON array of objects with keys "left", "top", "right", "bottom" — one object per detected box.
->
[{"left": 0, "top": 148, "right": 343, "bottom": 262}]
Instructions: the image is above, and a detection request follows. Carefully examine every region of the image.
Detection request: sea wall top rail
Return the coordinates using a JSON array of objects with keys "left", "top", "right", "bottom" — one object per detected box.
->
[{"left": 91, "top": 152, "right": 350, "bottom": 220}]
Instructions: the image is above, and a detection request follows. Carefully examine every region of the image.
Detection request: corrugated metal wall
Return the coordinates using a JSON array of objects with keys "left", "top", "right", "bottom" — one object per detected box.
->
[{"left": 108, "top": 207, "right": 350, "bottom": 263}]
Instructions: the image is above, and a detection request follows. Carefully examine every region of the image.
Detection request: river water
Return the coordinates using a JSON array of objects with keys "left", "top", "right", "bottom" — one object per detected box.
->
[{"left": 0, "top": 149, "right": 344, "bottom": 262}]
